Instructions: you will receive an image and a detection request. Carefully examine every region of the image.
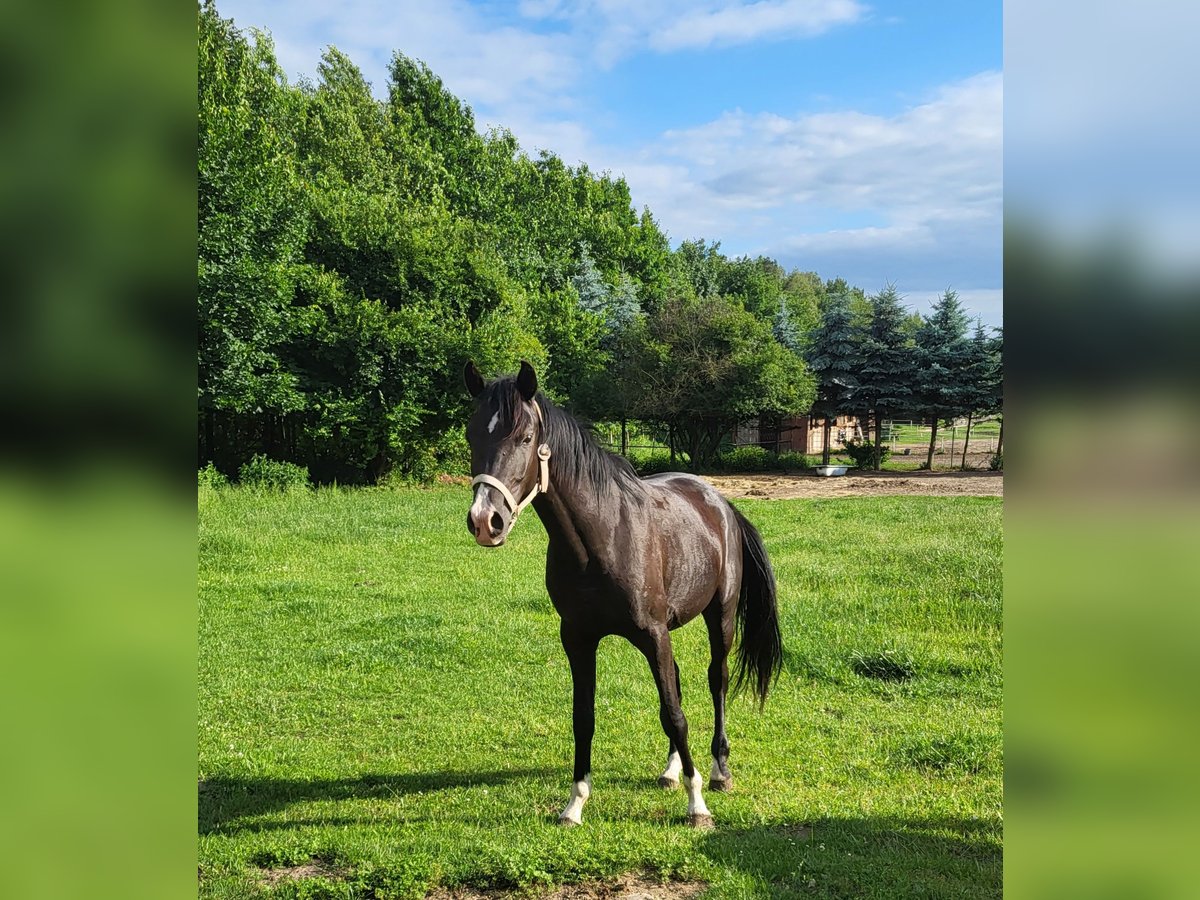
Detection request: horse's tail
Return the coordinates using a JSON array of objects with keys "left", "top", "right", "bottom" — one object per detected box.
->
[{"left": 730, "top": 506, "right": 783, "bottom": 707}]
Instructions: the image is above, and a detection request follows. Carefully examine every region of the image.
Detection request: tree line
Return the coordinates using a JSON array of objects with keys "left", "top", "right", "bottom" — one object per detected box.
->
[
  {"left": 198, "top": 1, "right": 1000, "bottom": 482},
  {"left": 806, "top": 286, "right": 1002, "bottom": 470}
]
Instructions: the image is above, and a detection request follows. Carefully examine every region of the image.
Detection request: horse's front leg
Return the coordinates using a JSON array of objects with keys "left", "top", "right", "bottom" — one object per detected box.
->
[{"left": 558, "top": 624, "right": 598, "bottom": 826}]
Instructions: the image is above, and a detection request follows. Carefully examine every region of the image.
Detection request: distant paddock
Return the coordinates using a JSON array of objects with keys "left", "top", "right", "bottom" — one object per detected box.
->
[{"left": 702, "top": 470, "right": 1003, "bottom": 500}]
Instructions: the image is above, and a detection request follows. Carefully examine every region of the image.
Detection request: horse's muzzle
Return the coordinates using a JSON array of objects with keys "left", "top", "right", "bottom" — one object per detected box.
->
[{"left": 467, "top": 501, "right": 508, "bottom": 547}]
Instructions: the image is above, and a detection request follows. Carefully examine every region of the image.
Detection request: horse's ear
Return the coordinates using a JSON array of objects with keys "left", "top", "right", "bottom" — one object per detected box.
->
[
  {"left": 464, "top": 360, "right": 485, "bottom": 398},
  {"left": 516, "top": 360, "right": 538, "bottom": 401}
]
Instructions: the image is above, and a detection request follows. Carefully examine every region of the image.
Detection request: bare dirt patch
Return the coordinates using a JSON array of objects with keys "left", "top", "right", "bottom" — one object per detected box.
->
[
  {"left": 256, "top": 858, "right": 350, "bottom": 887},
  {"left": 430, "top": 873, "right": 708, "bottom": 900},
  {"left": 702, "top": 470, "right": 1002, "bottom": 500}
]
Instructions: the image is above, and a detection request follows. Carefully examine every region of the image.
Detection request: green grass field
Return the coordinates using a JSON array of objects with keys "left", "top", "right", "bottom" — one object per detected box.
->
[
  {"left": 885, "top": 421, "right": 1001, "bottom": 448},
  {"left": 199, "top": 485, "right": 1001, "bottom": 899}
]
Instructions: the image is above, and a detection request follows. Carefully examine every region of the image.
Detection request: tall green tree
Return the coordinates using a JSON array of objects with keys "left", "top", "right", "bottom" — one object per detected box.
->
[
  {"left": 626, "top": 208, "right": 672, "bottom": 310},
  {"left": 387, "top": 53, "right": 483, "bottom": 217},
  {"left": 856, "top": 284, "right": 916, "bottom": 469},
  {"left": 670, "top": 239, "right": 725, "bottom": 300},
  {"left": 914, "top": 289, "right": 972, "bottom": 469},
  {"left": 719, "top": 255, "right": 784, "bottom": 320},
  {"left": 298, "top": 48, "right": 408, "bottom": 308},
  {"left": 957, "top": 322, "right": 1003, "bottom": 466},
  {"left": 566, "top": 246, "right": 641, "bottom": 440},
  {"left": 199, "top": 4, "right": 555, "bottom": 481},
  {"left": 988, "top": 327, "right": 1004, "bottom": 456},
  {"left": 584, "top": 301, "right": 648, "bottom": 456},
  {"left": 805, "top": 292, "right": 860, "bottom": 465},
  {"left": 198, "top": 1, "right": 309, "bottom": 464},
  {"left": 776, "top": 270, "right": 824, "bottom": 347},
  {"left": 960, "top": 320, "right": 985, "bottom": 467},
  {"left": 632, "top": 296, "right": 814, "bottom": 468}
]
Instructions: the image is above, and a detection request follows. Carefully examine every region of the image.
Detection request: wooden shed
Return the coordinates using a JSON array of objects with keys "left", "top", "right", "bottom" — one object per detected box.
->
[{"left": 733, "top": 414, "right": 863, "bottom": 455}]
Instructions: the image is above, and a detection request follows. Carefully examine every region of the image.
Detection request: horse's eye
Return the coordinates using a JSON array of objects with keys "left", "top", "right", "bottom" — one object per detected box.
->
[{"left": 523, "top": 434, "right": 533, "bottom": 444}]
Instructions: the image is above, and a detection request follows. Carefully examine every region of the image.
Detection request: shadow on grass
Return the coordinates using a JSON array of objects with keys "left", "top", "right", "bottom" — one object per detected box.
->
[
  {"left": 698, "top": 816, "right": 1001, "bottom": 899},
  {"left": 199, "top": 767, "right": 554, "bottom": 835}
]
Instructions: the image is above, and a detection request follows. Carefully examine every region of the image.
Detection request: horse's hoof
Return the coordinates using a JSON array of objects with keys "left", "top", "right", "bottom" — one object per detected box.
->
[
  {"left": 558, "top": 815, "right": 581, "bottom": 828},
  {"left": 687, "top": 813, "right": 715, "bottom": 830},
  {"left": 709, "top": 776, "right": 733, "bottom": 792},
  {"left": 657, "top": 776, "right": 680, "bottom": 789}
]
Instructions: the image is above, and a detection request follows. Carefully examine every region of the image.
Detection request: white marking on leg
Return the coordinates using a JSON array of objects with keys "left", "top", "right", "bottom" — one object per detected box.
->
[
  {"left": 685, "top": 771, "right": 710, "bottom": 817},
  {"left": 559, "top": 774, "right": 591, "bottom": 825},
  {"left": 710, "top": 757, "right": 723, "bottom": 783},
  {"left": 487, "top": 411, "right": 501, "bottom": 433},
  {"left": 661, "top": 750, "right": 682, "bottom": 783}
]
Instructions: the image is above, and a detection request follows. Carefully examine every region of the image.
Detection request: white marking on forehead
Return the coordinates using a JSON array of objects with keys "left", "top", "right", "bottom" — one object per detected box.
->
[{"left": 487, "top": 411, "right": 501, "bottom": 433}]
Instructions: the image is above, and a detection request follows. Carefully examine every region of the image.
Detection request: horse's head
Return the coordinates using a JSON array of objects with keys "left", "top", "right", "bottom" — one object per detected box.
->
[{"left": 463, "top": 360, "right": 549, "bottom": 547}]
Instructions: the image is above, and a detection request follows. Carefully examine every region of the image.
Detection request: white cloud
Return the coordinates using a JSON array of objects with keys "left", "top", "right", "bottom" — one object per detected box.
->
[
  {"left": 650, "top": 70, "right": 1001, "bottom": 222},
  {"left": 222, "top": 0, "right": 580, "bottom": 114},
  {"left": 652, "top": 0, "right": 866, "bottom": 51},
  {"left": 587, "top": 71, "right": 1002, "bottom": 323},
  {"left": 459, "top": 0, "right": 866, "bottom": 68}
]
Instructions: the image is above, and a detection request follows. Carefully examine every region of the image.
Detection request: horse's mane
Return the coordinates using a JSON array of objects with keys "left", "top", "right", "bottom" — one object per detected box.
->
[{"left": 480, "top": 377, "right": 642, "bottom": 501}]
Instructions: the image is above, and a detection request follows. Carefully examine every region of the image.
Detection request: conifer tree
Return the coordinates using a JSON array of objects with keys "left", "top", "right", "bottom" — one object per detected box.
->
[
  {"left": 856, "top": 284, "right": 916, "bottom": 469},
  {"left": 957, "top": 320, "right": 1000, "bottom": 467},
  {"left": 804, "top": 292, "right": 859, "bottom": 464},
  {"left": 773, "top": 296, "right": 802, "bottom": 353},
  {"left": 990, "top": 327, "right": 1004, "bottom": 457},
  {"left": 572, "top": 244, "right": 609, "bottom": 319},
  {"left": 608, "top": 273, "right": 641, "bottom": 339},
  {"left": 914, "top": 289, "right": 972, "bottom": 469}
]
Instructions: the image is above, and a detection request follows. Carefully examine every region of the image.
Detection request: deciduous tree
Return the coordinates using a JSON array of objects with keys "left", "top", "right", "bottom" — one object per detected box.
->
[{"left": 632, "top": 296, "right": 814, "bottom": 468}]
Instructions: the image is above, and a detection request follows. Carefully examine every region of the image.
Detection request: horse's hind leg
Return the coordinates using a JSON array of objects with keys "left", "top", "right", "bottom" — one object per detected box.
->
[
  {"left": 704, "top": 601, "right": 735, "bottom": 791},
  {"left": 637, "top": 627, "right": 713, "bottom": 829},
  {"left": 658, "top": 660, "right": 683, "bottom": 788}
]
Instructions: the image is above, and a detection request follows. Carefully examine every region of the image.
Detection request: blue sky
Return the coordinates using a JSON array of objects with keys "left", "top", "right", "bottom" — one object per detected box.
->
[{"left": 218, "top": 1, "right": 1002, "bottom": 327}]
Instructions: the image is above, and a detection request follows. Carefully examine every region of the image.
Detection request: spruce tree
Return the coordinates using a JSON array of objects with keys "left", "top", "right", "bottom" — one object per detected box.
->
[
  {"left": 804, "top": 292, "right": 859, "bottom": 465},
  {"left": 572, "top": 244, "right": 609, "bottom": 319},
  {"left": 856, "top": 284, "right": 916, "bottom": 469},
  {"left": 608, "top": 273, "right": 641, "bottom": 339},
  {"left": 958, "top": 320, "right": 992, "bottom": 467},
  {"left": 991, "top": 327, "right": 1004, "bottom": 456},
  {"left": 979, "top": 326, "right": 1003, "bottom": 460},
  {"left": 914, "top": 289, "right": 972, "bottom": 469},
  {"left": 773, "top": 296, "right": 802, "bottom": 353}
]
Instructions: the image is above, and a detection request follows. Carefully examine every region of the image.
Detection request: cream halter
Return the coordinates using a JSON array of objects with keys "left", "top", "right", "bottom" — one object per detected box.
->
[{"left": 471, "top": 398, "right": 551, "bottom": 527}]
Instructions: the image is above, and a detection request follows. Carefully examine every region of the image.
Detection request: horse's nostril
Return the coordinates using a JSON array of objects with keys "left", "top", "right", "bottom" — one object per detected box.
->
[
  {"left": 466, "top": 512, "right": 477, "bottom": 535},
  {"left": 490, "top": 511, "right": 504, "bottom": 536}
]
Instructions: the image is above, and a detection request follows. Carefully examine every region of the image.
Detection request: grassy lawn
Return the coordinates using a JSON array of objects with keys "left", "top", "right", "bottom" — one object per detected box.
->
[{"left": 199, "top": 485, "right": 1001, "bottom": 899}]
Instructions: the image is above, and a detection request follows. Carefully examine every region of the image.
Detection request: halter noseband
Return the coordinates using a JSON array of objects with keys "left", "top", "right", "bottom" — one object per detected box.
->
[{"left": 471, "top": 399, "right": 551, "bottom": 528}]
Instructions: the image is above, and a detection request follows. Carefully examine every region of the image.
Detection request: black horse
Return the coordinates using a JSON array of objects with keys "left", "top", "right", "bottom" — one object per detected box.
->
[{"left": 463, "top": 361, "right": 782, "bottom": 828}]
